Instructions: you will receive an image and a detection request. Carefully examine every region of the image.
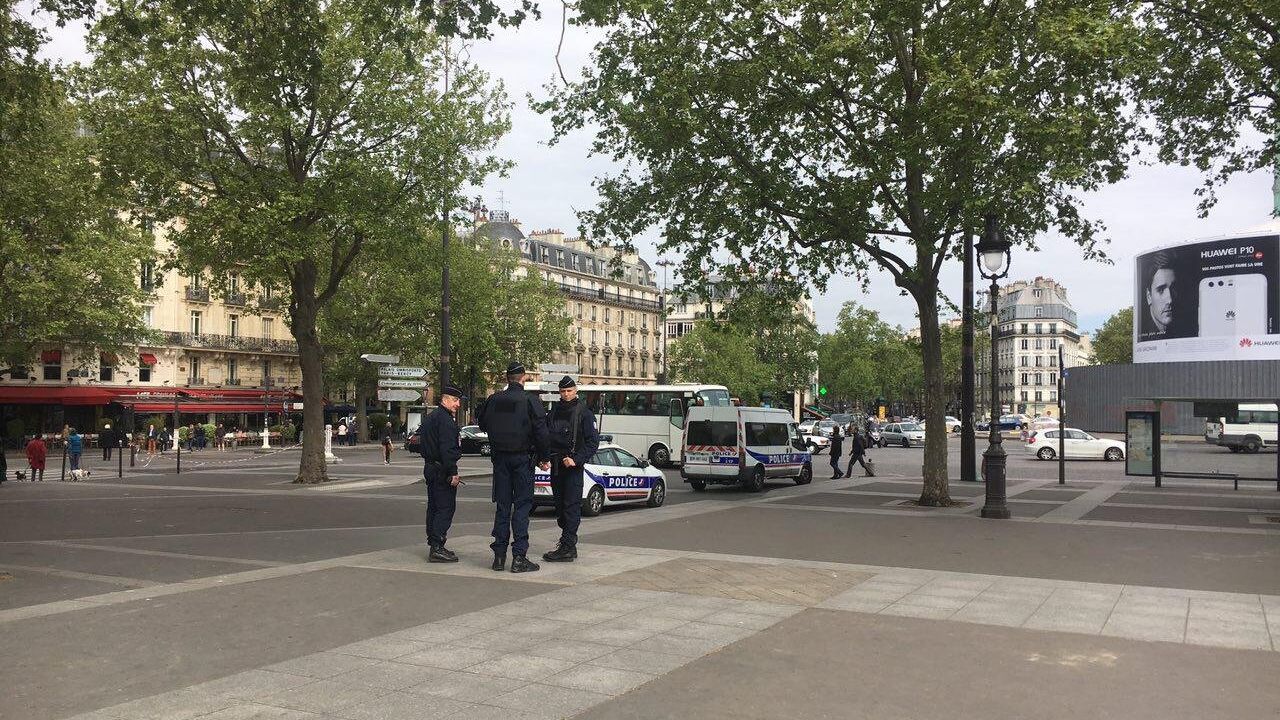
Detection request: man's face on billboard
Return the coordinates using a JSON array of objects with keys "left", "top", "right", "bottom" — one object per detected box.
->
[{"left": 1146, "top": 267, "right": 1176, "bottom": 331}]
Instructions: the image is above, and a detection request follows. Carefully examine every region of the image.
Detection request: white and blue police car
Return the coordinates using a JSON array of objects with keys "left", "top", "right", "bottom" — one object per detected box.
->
[{"left": 533, "top": 439, "right": 667, "bottom": 516}]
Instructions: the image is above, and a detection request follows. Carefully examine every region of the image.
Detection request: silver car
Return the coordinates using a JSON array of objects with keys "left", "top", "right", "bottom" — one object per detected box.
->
[{"left": 880, "top": 422, "right": 925, "bottom": 447}]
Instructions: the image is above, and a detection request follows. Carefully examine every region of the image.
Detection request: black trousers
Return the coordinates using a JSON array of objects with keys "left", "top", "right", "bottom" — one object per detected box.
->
[
  {"left": 550, "top": 457, "right": 584, "bottom": 549},
  {"left": 846, "top": 453, "right": 871, "bottom": 475},
  {"left": 829, "top": 451, "right": 843, "bottom": 476},
  {"left": 103, "top": 445, "right": 113, "bottom": 460},
  {"left": 424, "top": 466, "right": 457, "bottom": 548},
  {"left": 490, "top": 451, "right": 534, "bottom": 556}
]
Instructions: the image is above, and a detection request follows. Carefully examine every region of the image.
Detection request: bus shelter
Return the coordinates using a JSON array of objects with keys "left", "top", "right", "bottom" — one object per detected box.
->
[{"left": 1124, "top": 396, "right": 1279, "bottom": 491}]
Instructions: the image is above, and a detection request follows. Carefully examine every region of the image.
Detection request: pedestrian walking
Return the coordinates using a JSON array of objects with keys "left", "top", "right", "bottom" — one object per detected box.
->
[
  {"left": 380, "top": 422, "right": 394, "bottom": 465},
  {"left": 101, "top": 423, "right": 115, "bottom": 461},
  {"left": 26, "top": 435, "right": 47, "bottom": 481},
  {"left": 146, "top": 424, "right": 157, "bottom": 455},
  {"left": 828, "top": 424, "right": 844, "bottom": 479},
  {"left": 157, "top": 428, "right": 170, "bottom": 455},
  {"left": 420, "top": 386, "right": 465, "bottom": 563},
  {"left": 845, "top": 425, "right": 874, "bottom": 477},
  {"left": 477, "top": 361, "right": 550, "bottom": 573},
  {"left": 67, "top": 428, "right": 83, "bottom": 472},
  {"left": 543, "top": 376, "right": 599, "bottom": 563},
  {"left": 195, "top": 423, "right": 206, "bottom": 451},
  {"left": 337, "top": 422, "right": 348, "bottom": 449},
  {"left": 215, "top": 423, "right": 225, "bottom": 451}
]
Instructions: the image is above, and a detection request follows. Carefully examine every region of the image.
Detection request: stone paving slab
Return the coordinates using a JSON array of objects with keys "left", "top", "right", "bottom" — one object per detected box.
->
[{"left": 61, "top": 540, "right": 1280, "bottom": 720}]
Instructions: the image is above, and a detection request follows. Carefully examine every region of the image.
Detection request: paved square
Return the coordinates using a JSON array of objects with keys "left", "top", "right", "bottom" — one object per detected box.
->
[{"left": 597, "top": 557, "right": 872, "bottom": 606}]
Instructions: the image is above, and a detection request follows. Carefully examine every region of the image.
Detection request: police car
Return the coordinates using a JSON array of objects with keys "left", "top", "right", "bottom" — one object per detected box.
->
[{"left": 533, "top": 441, "right": 667, "bottom": 516}]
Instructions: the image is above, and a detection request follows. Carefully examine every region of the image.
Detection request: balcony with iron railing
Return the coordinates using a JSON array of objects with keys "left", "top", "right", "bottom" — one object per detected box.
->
[
  {"left": 225, "top": 292, "right": 247, "bottom": 306},
  {"left": 258, "top": 296, "right": 283, "bottom": 310},
  {"left": 552, "top": 283, "right": 661, "bottom": 312},
  {"left": 164, "top": 331, "right": 299, "bottom": 354},
  {"left": 185, "top": 285, "right": 211, "bottom": 302}
]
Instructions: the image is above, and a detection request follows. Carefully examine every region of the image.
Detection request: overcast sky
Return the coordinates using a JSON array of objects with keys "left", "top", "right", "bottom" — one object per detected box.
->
[{"left": 40, "top": 5, "right": 1276, "bottom": 335}]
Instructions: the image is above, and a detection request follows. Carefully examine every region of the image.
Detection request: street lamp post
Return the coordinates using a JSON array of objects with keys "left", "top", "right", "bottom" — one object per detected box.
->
[
  {"left": 961, "top": 227, "right": 977, "bottom": 482},
  {"left": 977, "top": 215, "right": 1013, "bottom": 520},
  {"left": 261, "top": 369, "right": 271, "bottom": 449},
  {"left": 656, "top": 259, "right": 673, "bottom": 384}
]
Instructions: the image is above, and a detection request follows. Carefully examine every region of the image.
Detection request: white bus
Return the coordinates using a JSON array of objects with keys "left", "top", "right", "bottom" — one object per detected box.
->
[{"left": 526, "top": 382, "right": 731, "bottom": 467}]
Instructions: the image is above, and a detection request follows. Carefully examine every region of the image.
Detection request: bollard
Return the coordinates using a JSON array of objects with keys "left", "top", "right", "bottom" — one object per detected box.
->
[
  {"left": 118, "top": 442, "right": 124, "bottom": 478},
  {"left": 60, "top": 443, "right": 67, "bottom": 482},
  {"left": 130, "top": 444, "right": 136, "bottom": 467}
]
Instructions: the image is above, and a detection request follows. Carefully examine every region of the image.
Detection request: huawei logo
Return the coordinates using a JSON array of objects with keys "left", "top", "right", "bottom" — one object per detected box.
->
[
  {"left": 1240, "top": 337, "right": 1253, "bottom": 347},
  {"left": 1226, "top": 311, "right": 1236, "bottom": 319}
]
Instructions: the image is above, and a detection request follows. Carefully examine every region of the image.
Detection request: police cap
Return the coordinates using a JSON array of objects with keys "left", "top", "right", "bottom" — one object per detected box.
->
[
  {"left": 558, "top": 375, "right": 576, "bottom": 389},
  {"left": 441, "top": 385, "right": 464, "bottom": 399},
  {"left": 506, "top": 361, "right": 525, "bottom": 375}
]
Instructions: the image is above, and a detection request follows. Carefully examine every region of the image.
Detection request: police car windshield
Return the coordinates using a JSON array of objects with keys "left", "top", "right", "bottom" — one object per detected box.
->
[{"left": 697, "top": 389, "right": 732, "bottom": 407}]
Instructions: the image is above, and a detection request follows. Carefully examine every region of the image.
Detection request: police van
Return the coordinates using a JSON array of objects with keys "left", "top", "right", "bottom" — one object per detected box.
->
[{"left": 681, "top": 406, "right": 813, "bottom": 492}]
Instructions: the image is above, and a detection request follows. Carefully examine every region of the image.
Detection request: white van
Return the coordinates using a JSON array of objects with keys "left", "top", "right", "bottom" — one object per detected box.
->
[
  {"left": 681, "top": 406, "right": 813, "bottom": 492},
  {"left": 1204, "top": 403, "right": 1278, "bottom": 453}
]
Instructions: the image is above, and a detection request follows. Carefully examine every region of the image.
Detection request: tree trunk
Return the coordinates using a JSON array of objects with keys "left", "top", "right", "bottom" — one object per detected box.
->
[
  {"left": 915, "top": 288, "right": 952, "bottom": 506},
  {"left": 355, "top": 378, "right": 370, "bottom": 444},
  {"left": 290, "top": 268, "right": 329, "bottom": 484}
]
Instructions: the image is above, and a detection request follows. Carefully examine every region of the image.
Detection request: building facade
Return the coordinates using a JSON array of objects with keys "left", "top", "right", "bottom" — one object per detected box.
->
[
  {"left": 977, "top": 276, "right": 1093, "bottom": 418},
  {"left": 473, "top": 211, "right": 663, "bottom": 385},
  {"left": 1, "top": 232, "right": 302, "bottom": 438}
]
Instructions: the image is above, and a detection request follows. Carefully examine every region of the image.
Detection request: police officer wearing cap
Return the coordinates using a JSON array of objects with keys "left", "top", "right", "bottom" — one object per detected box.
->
[
  {"left": 543, "top": 375, "right": 599, "bottom": 562},
  {"left": 477, "top": 362, "right": 550, "bottom": 573},
  {"left": 421, "top": 385, "right": 465, "bottom": 563}
]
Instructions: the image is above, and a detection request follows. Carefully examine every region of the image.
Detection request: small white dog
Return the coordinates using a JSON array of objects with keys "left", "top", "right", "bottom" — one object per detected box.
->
[{"left": 69, "top": 469, "right": 92, "bottom": 481}]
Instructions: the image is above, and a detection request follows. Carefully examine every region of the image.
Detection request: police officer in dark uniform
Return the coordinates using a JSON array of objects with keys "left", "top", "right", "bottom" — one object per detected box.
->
[
  {"left": 477, "top": 362, "right": 550, "bottom": 573},
  {"left": 542, "top": 376, "right": 599, "bottom": 563},
  {"left": 420, "top": 385, "right": 465, "bottom": 563}
]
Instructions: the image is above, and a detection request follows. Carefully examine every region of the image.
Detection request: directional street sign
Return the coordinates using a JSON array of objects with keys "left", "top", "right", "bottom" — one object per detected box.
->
[
  {"left": 377, "top": 389, "right": 422, "bottom": 402},
  {"left": 538, "top": 363, "right": 580, "bottom": 374},
  {"left": 379, "top": 366, "right": 427, "bottom": 378},
  {"left": 360, "top": 353, "right": 400, "bottom": 364},
  {"left": 378, "top": 378, "right": 428, "bottom": 389}
]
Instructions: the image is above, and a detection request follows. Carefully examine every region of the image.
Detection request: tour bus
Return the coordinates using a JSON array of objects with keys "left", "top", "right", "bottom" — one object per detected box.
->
[{"left": 525, "top": 382, "right": 732, "bottom": 466}]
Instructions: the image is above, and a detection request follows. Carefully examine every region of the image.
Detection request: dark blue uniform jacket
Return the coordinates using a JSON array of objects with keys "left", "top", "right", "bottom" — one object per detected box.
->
[
  {"left": 477, "top": 382, "right": 551, "bottom": 461},
  {"left": 549, "top": 398, "right": 600, "bottom": 468},
  {"left": 420, "top": 405, "right": 462, "bottom": 476}
]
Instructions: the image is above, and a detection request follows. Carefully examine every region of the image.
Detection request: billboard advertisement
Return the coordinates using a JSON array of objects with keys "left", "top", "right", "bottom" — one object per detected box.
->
[{"left": 1133, "top": 232, "right": 1280, "bottom": 362}]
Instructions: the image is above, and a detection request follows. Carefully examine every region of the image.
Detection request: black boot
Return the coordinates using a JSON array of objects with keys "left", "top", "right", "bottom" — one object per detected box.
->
[
  {"left": 542, "top": 544, "right": 577, "bottom": 562},
  {"left": 510, "top": 555, "right": 540, "bottom": 573},
  {"left": 428, "top": 546, "right": 458, "bottom": 563},
  {"left": 492, "top": 553, "right": 506, "bottom": 572}
]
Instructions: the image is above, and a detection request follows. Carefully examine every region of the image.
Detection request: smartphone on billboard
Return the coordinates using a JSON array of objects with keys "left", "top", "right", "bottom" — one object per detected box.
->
[{"left": 1197, "top": 274, "right": 1268, "bottom": 337}]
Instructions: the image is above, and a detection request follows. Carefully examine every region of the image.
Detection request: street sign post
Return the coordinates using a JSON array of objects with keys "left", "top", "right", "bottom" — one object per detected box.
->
[
  {"left": 379, "top": 366, "right": 427, "bottom": 378},
  {"left": 377, "top": 379, "right": 428, "bottom": 389},
  {"left": 360, "top": 353, "right": 400, "bottom": 364},
  {"left": 377, "top": 389, "right": 423, "bottom": 402}
]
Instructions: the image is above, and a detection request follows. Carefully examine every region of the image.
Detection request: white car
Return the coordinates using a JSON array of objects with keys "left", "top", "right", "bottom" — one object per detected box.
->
[
  {"left": 798, "top": 419, "right": 819, "bottom": 435},
  {"left": 1025, "top": 428, "right": 1125, "bottom": 461},
  {"left": 533, "top": 442, "right": 667, "bottom": 516},
  {"left": 803, "top": 432, "right": 831, "bottom": 454},
  {"left": 922, "top": 416, "right": 962, "bottom": 433},
  {"left": 880, "top": 422, "right": 926, "bottom": 447}
]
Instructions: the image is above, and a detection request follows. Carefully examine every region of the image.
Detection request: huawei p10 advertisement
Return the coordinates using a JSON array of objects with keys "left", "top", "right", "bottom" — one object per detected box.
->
[{"left": 1133, "top": 234, "right": 1280, "bottom": 362}]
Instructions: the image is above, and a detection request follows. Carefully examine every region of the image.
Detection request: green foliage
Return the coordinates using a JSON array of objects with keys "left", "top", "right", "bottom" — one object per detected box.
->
[
  {"left": 669, "top": 324, "right": 773, "bottom": 405},
  {"left": 0, "top": 4, "right": 155, "bottom": 371},
  {"left": 540, "top": 0, "right": 1144, "bottom": 504},
  {"left": 819, "top": 303, "right": 918, "bottom": 407},
  {"left": 1091, "top": 307, "right": 1134, "bottom": 365},
  {"left": 1135, "top": 1, "right": 1279, "bottom": 213},
  {"left": 366, "top": 413, "right": 398, "bottom": 435},
  {"left": 321, "top": 236, "right": 572, "bottom": 398},
  {"left": 83, "top": 0, "right": 510, "bottom": 481},
  {"left": 667, "top": 286, "right": 817, "bottom": 403}
]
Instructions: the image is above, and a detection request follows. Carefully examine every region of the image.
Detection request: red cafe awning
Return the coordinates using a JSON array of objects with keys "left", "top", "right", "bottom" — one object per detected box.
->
[
  {"left": 139, "top": 353, "right": 158, "bottom": 365},
  {"left": 132, "top": 402, "right": 285, "bottom": 413},
  {"left": 40, "top": 350, "right": 62, "bottom": 363},
  {"left": 0, "top": 386, "right": 116, "bottom": 406}
]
